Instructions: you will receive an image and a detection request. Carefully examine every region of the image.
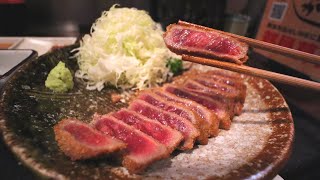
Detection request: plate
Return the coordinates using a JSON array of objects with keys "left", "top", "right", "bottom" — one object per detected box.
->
[
  {"left": 0, "top": 45, "right": 294, "bottom": 179},
  {"left": 0, "top": 50, "right": 37, "bottom": 85},
  {"left": 15, "top": 38, "right": 54, "bottom": 56},
  {"left": 15, "top": 37, "right": 77, "bottom": 56}
]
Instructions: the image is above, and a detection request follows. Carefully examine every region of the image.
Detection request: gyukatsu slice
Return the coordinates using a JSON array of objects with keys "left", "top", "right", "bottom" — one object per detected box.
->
[
  {"left": 173, "top": 75, "right": 236, "bottom": 117},
  {"left": 137, "top": 91, "right": 209, "bottom": 145},
  {"left": 163, "top": 84, "right": 232, "bottom": 130},
  {"left": 163, "top": 22, "right": 249, "bottom": 64},
  {"left": 192, "top": 78, "right": 245, "bottom": 115},
  {"left": 129, "top": 99, "right": 200, "bottom": 150},
  {"left": 111, "top": 109, "right": 183, "bottom": 153},
  {"left": 181, "top": 70, "right": 247, "bottom": 115},
  {"left": 183, "top": 69, "right": 245, "bottom": 88},
  {"left": 198, "top": 70, "right": 247, "bottom": 115},
  {"left": 177, "top": 69, "right": 247, "bottom": 99},
  {"left": 154, "top": 89, "right": 219, "bottom": 137},
  {"left": 201, "top": 74, "right": 246, "bottom": 101},
  {"left": 196, "top": 70, "right": 247, "bottom": 100},
  {"left": 91, "top": 115, "right": 168, "bottom": 174},
  {"left": 182, "top": 80, "right": 235, "bottom": 117},
  {"left": 54, "top": 118, "right": 126, "bottom": 161}
]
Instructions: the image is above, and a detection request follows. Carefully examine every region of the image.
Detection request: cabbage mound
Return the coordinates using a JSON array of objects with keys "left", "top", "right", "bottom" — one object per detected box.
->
[{"left": 73, "top": 5, "right": 179, "bottom": 91}]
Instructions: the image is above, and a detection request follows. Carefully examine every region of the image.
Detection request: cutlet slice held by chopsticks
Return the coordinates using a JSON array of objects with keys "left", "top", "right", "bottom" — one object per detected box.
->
[{"left": 164, "top": 23, "right": 248, "bottom": 64}]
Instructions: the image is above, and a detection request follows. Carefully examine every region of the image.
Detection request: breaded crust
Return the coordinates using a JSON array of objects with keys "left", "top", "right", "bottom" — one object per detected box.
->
[
  {"left": 54, "top": 119, "right": 126, "bottom": 161},
  {"left": 137, "top": 91, "right": 209, "bottom": 145},
  {"left": 154, "top": 89, "right": 220, "bottom": 137}
]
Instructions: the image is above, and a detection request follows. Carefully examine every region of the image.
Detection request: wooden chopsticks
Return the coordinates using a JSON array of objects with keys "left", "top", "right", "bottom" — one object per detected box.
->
[
  {"left": 182, "top": 55, "right": 320, "bottom": 91},
  {"left": 176, "top": 20, "right": 320, "bottom": 90},
  {"left": 178, "top": 20, "right": 320, "bottom": 65}
]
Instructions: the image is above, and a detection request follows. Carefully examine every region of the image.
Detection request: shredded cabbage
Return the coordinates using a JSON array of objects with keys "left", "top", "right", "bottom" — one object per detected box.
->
[{"left": 73, "top": 5, "right": 180, "bottom": 91}]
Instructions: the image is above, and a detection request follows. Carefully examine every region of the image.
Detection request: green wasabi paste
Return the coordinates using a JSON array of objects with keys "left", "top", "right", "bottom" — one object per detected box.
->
[{"left": 45, "top": 61, "right": 74, "bottom": 92}]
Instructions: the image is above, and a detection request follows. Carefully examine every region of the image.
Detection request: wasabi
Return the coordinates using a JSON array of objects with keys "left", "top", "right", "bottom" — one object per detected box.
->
[{"left": 45, "top": 61, "right": 74, "bottom": 92}]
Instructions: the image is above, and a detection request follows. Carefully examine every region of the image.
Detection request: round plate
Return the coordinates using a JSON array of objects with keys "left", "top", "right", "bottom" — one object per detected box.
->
[{"left": 0, "top": 45, "right": 294, "bottom": 179}]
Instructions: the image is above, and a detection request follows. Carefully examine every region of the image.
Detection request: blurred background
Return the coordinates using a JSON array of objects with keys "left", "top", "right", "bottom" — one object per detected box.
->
[
  {"left": 0, "top": 0, "right": 319, "bottom": 179},
  {"left": 0, "top": 0, "right": 265, "bottom": 37}
]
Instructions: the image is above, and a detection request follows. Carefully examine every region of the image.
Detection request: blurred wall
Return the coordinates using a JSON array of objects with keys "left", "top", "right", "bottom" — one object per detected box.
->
[
  {"left": 24, "top": 0, "right": 226, "bottom": 36},
  {"left": 1, "top": 0, "right": 264, "bottom": 37},
  {"left": 153, "top": 0, "right": 226, "bottom": 29},
  {"left": 25, "top": 0, "right": 151, "bottom": 36}
]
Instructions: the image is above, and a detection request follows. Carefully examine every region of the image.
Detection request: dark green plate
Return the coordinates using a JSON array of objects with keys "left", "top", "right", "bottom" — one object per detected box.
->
[
  {"left": 0, "top": 45, "right": 294, "bottom": 179},
  {"left": 0, "top": 45, "right": 128, "bottom": 179}
]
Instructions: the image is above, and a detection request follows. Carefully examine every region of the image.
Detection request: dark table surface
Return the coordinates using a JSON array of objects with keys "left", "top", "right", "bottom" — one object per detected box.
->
[{"left": 0, "top": 51, "right": 319, "bottom": 180}]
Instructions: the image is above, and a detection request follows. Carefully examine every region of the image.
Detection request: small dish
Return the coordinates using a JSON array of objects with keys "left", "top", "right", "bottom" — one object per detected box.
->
[
  {"left": 29, "top": 37, "right": 77, "bottom": 47},
  {"left": 15, "top": 38, "right": 54, "bottom": 56},
  {"left": 0, "top": 50, "right": 37, "bottom": 88},
  {"left": 14, "top": 37, "right": 77, "bottom": 56}
]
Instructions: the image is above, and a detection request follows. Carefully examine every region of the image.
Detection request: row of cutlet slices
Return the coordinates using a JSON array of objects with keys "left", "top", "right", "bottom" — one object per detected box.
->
[{"left": 54, "top": 70, "right": 247, "bottom": 174}]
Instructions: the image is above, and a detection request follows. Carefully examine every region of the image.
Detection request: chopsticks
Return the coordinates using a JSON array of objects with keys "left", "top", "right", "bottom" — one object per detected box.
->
[
  {"left": 178, "top": 20, "right": 320, "bottom": 65},
  {"left": 176, "top": 20, "right": 320, "bottom": 90},
  {"left": 182, "top": 55, "right": 320, "bottom": 91}
]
